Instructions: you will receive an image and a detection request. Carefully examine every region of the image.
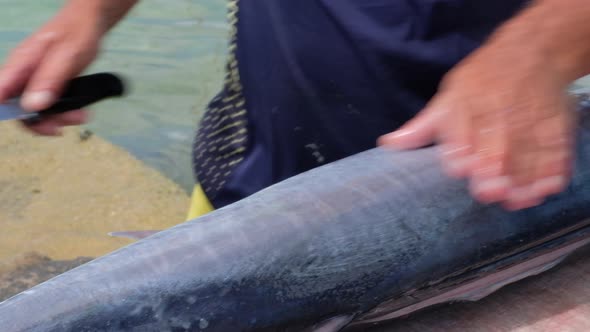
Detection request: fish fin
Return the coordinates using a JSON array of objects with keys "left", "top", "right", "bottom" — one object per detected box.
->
[
  {"left": 306, "top": 315, "right": 354, "bottom": 332},
  {"left": 107, "top": 230, "right": 161, "bottom": 240}
]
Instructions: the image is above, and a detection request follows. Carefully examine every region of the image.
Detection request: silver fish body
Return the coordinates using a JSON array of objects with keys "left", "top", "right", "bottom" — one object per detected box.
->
[{"left": 2, "top": 99, "right": 590, "bottom": 332}]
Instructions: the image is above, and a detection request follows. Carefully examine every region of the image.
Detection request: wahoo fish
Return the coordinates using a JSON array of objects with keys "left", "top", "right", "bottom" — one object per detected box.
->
[{"left": 1, "top": 96, "right": 590, "bottom": 331}]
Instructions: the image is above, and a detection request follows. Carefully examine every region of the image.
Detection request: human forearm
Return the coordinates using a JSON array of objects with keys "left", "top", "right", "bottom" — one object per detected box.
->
[
  {"left": 485, "top": 0, "right": 590, "bottom": 86},
  {"left": 65, "top": 0, "right": 140, "bottom": 33},
  {"left": 383, "top": 0, "right": 589, "bottom": 211},
  {"left": 0, "top": 0, "right": 140, "bottom": 119}
]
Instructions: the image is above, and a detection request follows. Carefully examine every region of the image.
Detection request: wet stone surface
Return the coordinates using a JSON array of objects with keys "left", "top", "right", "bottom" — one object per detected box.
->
[{"left": 0, "top": 253, "right": 92, "bottom": 302}]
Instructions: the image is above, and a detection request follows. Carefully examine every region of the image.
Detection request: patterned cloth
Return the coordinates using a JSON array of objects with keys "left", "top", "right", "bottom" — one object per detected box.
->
[{"left": 192, "top": 1, "right": 248, "bottom": 204}]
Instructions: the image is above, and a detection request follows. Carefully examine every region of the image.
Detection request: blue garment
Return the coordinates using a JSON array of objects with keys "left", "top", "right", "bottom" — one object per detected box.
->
[{"left": 193, "top": 0, "right": 527, "bottom": 208}]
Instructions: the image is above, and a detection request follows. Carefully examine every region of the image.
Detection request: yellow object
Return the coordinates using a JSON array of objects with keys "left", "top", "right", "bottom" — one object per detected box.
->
[{"left": 186, "top": 184, "right": 215, "bottom": 220}]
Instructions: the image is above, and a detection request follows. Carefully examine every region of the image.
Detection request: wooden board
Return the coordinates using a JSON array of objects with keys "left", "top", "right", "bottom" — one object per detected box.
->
[{"left": 356, "top": 245, "right": 590, "bottom": 332}]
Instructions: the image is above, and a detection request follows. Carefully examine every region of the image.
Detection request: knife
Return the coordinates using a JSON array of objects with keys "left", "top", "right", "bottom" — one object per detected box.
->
[{"left": 0, "top": 72, "right": 126, "bottom": 123}]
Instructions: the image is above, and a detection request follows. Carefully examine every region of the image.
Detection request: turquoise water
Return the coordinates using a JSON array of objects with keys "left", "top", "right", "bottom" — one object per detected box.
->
[{"left": 0, "top": 0, "right": 228, "bottom": 192}]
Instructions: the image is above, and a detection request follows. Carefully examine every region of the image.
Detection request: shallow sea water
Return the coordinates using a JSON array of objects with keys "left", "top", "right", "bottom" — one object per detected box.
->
[{"left": 0, "top": 0, "right": 228, "bottom": 192}]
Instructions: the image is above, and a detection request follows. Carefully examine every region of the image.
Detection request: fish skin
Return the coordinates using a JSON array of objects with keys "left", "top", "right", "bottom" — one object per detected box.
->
[{"left": 1, "top": 97, "right": 590, "bottom": 331}]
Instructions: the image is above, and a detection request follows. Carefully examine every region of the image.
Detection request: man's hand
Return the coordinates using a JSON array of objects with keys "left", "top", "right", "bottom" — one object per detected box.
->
[
  {"left": 0, "top": 0, "right": 137, "bottom": 135},
  {"left": 380, "top": 45, "right": 574, "bottom": 210},
  {"left": 379, "top": 0, "right": 590, "bottom": 210}
]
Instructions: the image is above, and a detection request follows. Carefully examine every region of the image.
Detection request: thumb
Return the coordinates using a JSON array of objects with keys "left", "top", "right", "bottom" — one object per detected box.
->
[
  {"left": 0, "top": 33, "right": 55, "bottom": 103},
  {"left": 21, "top": 43, "right": 96, "bottom": 111},
  {"left": 378, "top": 107, "right": 440, "bottom": 150}
]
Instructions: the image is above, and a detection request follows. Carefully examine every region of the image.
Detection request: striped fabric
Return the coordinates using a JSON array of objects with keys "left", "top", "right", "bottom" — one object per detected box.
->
[{"left": 192, "top": 0, "right": 249, "bottom": 202}]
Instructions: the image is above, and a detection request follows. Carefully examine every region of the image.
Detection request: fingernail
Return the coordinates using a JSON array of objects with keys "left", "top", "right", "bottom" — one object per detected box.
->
[
  {"left": 533, "top": 175, "right": 567, "bottom": 195},
  {"left": 445, "top": 157, "right": 470, "bottom": 176},
  {"left": 391, "top": 128, "right": 412, "bottom": 138},
  {"left": 379, "top": 131, "right": 412, "bottom": 149},
  {"left": 475, "top": 176, "right": 511, "bottom": 193},
  {"left": 508, "top": 187, "right": 527, "bottom": 201},
  {"left": 471, "top": 176, "right": 510, "bottom": 202},
  {"left": 21, "top": 91, "right": 55, "bottom": 111},
  {"left": 508, "top": 186, "right": 537, "bottom": 202},
  {"left": 383, "top": 130, "right": 409, "bottom": 142},
  {"left": 378, "top": 133, "right": 394, "bottom": 144},
  {"left": 446, "top": 153, "right": 479, "bottom": 175}
]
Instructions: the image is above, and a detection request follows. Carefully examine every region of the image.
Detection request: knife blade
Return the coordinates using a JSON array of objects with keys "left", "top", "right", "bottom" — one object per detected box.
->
[{"left": 0, "top": 72, "right": 126, "bottom": 123}]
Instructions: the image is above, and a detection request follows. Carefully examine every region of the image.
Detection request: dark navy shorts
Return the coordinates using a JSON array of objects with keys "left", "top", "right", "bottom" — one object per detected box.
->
[{"left": 193, "top": 0, "right": 527, "bottom": 209}]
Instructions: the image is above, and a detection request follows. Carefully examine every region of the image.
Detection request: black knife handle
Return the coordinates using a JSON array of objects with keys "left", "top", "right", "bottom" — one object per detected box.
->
[{"left": 39, "top": 72, "right": 126, "bottom": 116}]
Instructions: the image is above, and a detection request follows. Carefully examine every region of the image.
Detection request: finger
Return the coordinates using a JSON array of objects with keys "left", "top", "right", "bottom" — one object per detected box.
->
[
  {"left": 0, "top": 34, "right": 55, "bottom": 101},
  {"left": 506, "top": 93, "right": 573, "bottom": 209},
  {"left": 469, "top": 110, "right": 510, "bottom": 203},
  {"left": 22, "top": 109, "right": 88, "bottom": 135},
  {"left": 21, "top": 41, "right": 96, "bottom": 111},
  {"left": 506, "top": 149, "right": 538, "bottom": 208},
  {"left": 531, "top": 113, "right": 573, "bottom": 197},
  {"left": 504, "top": 109, "right": 541, "bottom": 209},
  {"left": 21, "top": 118, "right": 62, "bottom": 136},
  {"left": 503, "top": 195, "right": 545, "bottom": 211},
  {"left": 379, "top": 106, "right": 441, "bottom": 150},
  {"left": 438, "top": 103, "right": 474, "bottom": 178},
  {"left": 52, "top": 109, "right": 89, "bottom": 126}
]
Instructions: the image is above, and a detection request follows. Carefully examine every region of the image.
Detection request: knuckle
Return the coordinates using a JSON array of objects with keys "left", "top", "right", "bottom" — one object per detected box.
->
[
  {"left": 60, "top": 45, "right": 97, "bottom": 64},
  {"left": 547, "top": 158, "right": 567, "bottom": 175},
  {"left": 482, "top": 152, "right": 507, "bottom": 173}
]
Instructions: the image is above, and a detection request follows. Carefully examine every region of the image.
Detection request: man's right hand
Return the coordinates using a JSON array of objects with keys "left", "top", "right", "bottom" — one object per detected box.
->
[{"left": 0, "top": 0, "right": 137, "bottom": 136}]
